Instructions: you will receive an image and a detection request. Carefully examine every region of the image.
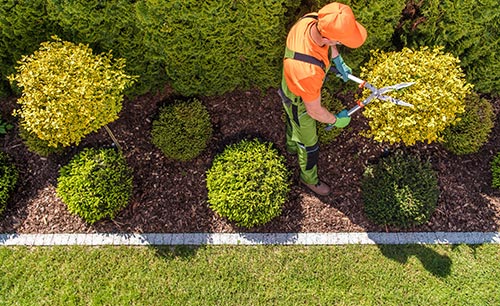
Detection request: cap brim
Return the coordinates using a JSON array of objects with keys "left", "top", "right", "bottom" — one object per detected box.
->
[{"left": 340, "top": 21, "right": 367, "bottom": 48}]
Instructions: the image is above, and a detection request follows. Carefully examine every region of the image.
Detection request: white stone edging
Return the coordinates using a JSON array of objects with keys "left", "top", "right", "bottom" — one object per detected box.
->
[{"left": 1, "top": 232, "right": 499, "bottom": 246}]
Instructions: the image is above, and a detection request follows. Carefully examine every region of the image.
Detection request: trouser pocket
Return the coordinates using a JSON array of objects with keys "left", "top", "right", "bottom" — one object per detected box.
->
[
  {"left": 279, "top": 88, "right": 301, "bottom": 127},
  {"left": 299, "top": 142, "right": 319, "bottom": 170}
]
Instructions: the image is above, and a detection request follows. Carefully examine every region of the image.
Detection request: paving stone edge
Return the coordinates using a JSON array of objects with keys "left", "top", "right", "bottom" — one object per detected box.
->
[{"left": 1, "top": 232, "right": 499, "bottom": 246}]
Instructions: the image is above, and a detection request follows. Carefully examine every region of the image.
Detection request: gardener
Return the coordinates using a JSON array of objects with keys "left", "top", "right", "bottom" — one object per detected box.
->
[{"left": 279, "top": 2, "right": 367, "bottom": 196}]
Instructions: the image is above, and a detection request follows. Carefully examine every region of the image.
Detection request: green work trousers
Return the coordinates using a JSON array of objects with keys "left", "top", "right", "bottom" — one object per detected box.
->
[{"left": 282, "top": 96, "right": 320, "bottom": 185}]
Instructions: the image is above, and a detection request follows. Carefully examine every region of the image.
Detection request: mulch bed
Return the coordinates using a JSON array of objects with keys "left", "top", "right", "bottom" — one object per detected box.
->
[{"left": 1, "top": 86, "right": 499, "bottom": 234}]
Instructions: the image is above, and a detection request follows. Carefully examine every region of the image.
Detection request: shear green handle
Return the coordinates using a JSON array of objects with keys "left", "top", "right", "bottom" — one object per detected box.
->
[
  {"left": 347, "top": 74, "right": 364, "bottom": 84},
  {"left": 325, "top": 74, "right": 366, "bottom": 130}
]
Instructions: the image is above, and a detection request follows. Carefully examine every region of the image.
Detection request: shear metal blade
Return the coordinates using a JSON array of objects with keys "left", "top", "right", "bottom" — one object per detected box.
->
[
  {"left": 361, "top": 93, "right": 378, "bottom": 106},
  {"left": 378, "top": 95, "right": 414, "bottom": 107},
  {"left": 378, "top": 82, "right": 415, "bottom": 94}
]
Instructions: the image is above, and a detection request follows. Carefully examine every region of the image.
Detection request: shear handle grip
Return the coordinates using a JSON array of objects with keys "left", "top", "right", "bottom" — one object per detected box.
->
[
  {"left": 347, "top": 105, "right": 362, "bottom": 116},
  {"left": 347, "top": 74, "right": 364, "bottom": 84}
]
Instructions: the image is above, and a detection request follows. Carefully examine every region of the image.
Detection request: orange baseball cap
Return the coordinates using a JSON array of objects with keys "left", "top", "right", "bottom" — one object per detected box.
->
[{"left": 317, "top": 2, "right": 367, "bottom": 48}]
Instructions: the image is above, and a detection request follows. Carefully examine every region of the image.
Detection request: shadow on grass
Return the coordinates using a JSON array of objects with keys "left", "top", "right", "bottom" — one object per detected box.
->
[
  {"left": 377, "top": 244, "right": 452, "bottom": 278},
  {"left": 0, "top": 233, "right": 18, "bottom": 244},
  {"left": 151, "top": 245, "right": 204, "bottom": 260}
]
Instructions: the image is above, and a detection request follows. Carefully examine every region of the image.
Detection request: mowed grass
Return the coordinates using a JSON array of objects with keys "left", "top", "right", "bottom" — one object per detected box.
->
[{"left": 0, "top": 244, "right": 499, "bottom": 305}]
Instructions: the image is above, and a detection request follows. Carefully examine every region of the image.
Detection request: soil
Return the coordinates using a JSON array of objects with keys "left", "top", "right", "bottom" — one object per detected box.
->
[{"left": 1, "top": 86, "right": 499, "bottom": 234}]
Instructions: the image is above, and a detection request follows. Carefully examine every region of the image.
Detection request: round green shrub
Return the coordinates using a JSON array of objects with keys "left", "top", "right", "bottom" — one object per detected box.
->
[
  {"left": 151, "top": 98, "right": 213, "bottom": 161},
  {"left": 0, "top": 152, "right": 18, "bottom": 216},
  {"left": 56, "top": 148, "right": 133, "bottom": 224},
  {"left": 491, "top": 152, "right": 500, "bottom": 189},
  {"left": 361, "top": 152, "right": 439, "bottom": 228},
  {"left": 440, "top": 92, "right": 494, "bottom": 155},
  {"left": 206, "top": 139, "right": 290, "bottom": 228}
]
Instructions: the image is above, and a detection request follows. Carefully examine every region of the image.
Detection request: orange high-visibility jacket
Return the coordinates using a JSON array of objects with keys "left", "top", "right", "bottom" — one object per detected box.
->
[{"left": 283, "top": 15, "right": 330, "bottom": 103}]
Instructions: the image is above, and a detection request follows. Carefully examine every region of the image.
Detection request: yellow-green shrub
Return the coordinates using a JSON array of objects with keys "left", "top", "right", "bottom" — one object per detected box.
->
[
  {"left": 8, "top": 36, "right": 136, "bottom": 148},
  {"left": 359, "top": 47, "right": 473, "bottom": 146},
  {"left": 19, "top": 126, "right": 64, "bottom": 157}
]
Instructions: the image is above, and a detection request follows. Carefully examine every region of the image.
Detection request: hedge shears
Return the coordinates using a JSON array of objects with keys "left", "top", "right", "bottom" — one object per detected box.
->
[{"left": 326, "top": 74, "right": 414, "bottom": 130}]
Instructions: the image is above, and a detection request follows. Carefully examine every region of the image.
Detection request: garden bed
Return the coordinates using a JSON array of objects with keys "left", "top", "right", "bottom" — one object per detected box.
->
[{"left": 1, "top": 86, "right": 499, "bottom": 234}]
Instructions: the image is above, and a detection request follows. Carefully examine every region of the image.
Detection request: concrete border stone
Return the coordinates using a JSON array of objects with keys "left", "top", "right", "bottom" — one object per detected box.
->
[{"left": 1, "top": 232, "right": 500, "bottom": 246}]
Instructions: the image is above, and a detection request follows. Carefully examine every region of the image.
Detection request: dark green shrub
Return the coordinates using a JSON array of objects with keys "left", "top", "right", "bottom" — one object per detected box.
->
[
  {"left": 1, "top": 0, "right": 304, "bottom": 97},
  {"left": 0, "top": 81, "right": 10, "bottom": 99},
  {"left": 0, "top": 117, "right": 13, "bottom": 135},
  {"left": 151, "top": 98, "right": 212, "bottom": 161},
  {"left": 491, "top": 153, "right": 500, "bottom": 189},
  {"left": 309, "top": 0, "right": 406, "bottom": 76},
  {"left": 362, "top": 152, "right": 439, "bottom": 228},
  {"left": 56, "top": 148, "right": 133, "bottom": 224},
  {"left": 318, "top": 89, "right": 344, "bottom": 144},
  {"left": 135, "top": 0, "right": 292, "bottom": 96},
  {"left": 19, "top": 126, "right": 64, "bottom": 157},
  {"left": 440, "top": 92, "right": 494, "bottom": 155},
  {"left": 46, "top": 0, "right": 163, "bottom": 96},
  {"left": 0, "top": 0, "right": 60, "bottom": 97},
  {"left": 206, "top": 139, "right": 290, "bottom": 228},
  {"left": 0, "top": 151, "right": 18, "bottom": 217},
  {"left": 396, "top": 0, "right": 500, "bottom": 95}
]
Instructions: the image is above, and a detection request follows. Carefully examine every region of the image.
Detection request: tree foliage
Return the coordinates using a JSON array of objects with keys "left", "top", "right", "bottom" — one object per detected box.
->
[
  {"left": 396, "top": 0, "right": 500, "bottom": 95},
  {"left": 45, "top": 0, "right": 163, "bottom": 96},
  {"left": 0, "top": 0, "right": 60, "bottom": 97},
  {"left": 134, "top": 0, "right": 291, "bottom": 96}
]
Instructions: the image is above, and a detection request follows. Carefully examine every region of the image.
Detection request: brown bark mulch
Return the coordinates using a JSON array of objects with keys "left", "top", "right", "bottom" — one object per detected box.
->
[{"left": 1, "top": 86, "right": 499, "bottom": 234}]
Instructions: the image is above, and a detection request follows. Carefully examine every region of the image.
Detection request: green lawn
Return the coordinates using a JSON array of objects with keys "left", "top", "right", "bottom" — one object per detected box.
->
[{"left": 0, "top": 244, "right": 498, "bottom": 305}]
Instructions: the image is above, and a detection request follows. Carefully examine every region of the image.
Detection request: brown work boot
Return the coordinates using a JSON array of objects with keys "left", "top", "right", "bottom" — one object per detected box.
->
[{"left": 300, "top": 179, "right": 331, "bottom": 196}]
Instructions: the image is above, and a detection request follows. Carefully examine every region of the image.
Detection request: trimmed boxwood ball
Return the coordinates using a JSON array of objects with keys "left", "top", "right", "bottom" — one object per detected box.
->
[
  {"left": 151, "top": 98, "right": 213, "bottom": 161},
  {"left": 56, "top": 148, "right": 133, "bottom": 224},
  {"left": 0, "top": 151, "right": 18, "bottom": 217},
  {"left": 361, "top": 152, "right": 439, "bottom": 228},
  {"left": 440, "top": 92, "right": 494, "bottom": 155},
  {"left": 206, "top": 139, "right": 290, "bottom": 228}
]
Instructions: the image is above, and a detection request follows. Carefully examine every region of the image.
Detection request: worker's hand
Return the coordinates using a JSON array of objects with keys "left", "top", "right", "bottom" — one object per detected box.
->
[
  {"left": 334, "top": 109, "right": 351, "bottom": 127},
  {"left": 331, "top": 55, "right": 352, "bottom": 82},
  {"left": 326, "top": 109, "right": 351, "bottom": 130}
]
